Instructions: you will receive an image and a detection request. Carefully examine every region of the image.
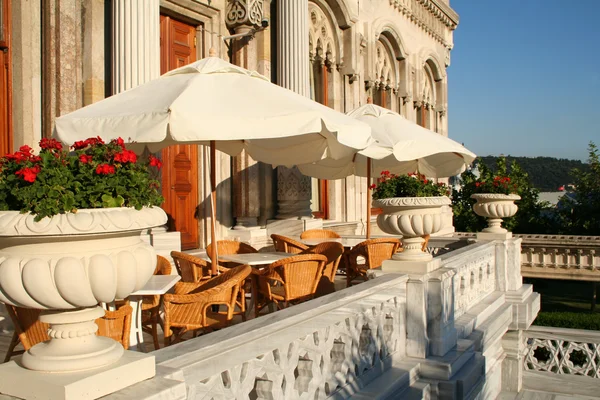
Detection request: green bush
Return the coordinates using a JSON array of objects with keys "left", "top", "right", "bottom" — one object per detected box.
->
[{"left": 533, "top": 312, "right": 600, "bottom": 331}]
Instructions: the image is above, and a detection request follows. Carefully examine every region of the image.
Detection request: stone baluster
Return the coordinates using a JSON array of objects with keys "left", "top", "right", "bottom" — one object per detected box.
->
[
  {"left": 112, "top": 0, "right": 160, "bottom": 94},
  {"left": 275, "top": 0, "right": 313, "bottom": 220}
]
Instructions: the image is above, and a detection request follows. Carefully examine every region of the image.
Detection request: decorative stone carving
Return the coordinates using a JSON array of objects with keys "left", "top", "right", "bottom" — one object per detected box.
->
[
  {"left": 276, "top": 166, "right": 313, "bottom": 219},
  {"left": 0, "top": 207, "right": 167, "bottom": 372},
  {"left": 374, "top": 196, "right": 451, "bottom": 261},
  {"left": 226, "top": 0, "right": 264, "bottom": 34},
  {"left": 471, "top": 193, "right": 520, "bottom": 234},
  {"left": 389, "top": 0, "right": 459, "bottom": 47}
]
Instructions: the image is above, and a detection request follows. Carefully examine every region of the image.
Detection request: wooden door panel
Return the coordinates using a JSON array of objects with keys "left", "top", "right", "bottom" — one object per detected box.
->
[{"left": 160, "top": 16, "right": 199, "bottom": 250}]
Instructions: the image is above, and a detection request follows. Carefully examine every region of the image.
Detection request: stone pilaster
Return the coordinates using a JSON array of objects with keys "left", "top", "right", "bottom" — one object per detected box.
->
[
  {"left": 501, "top": 330, "right": 526, "bottom": 393},
  {"left": 226, "top": 0, "right": 266, "bottom": 230},
  {"left": 275, "top": 0, "right": 313, "bottom": 219},
  {"left": 112, "top": 0, "right": 160, "bottom": 94}
]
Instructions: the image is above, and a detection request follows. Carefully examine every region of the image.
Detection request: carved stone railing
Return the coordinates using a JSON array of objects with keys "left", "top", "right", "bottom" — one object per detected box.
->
[
  {"left": 152, "top": 275, "right": 408, "bottom": 399},
  {"left": 524, "top": 326, "right": 600, "bottom": 379},
  {"left": 456, "top": 232, "right": 600, "bottom": 282}
]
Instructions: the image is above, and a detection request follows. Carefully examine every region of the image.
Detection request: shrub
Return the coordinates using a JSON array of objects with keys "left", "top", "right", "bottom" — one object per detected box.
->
[{"left": 371, "top": 171, "right": 449, "bottom": 200}]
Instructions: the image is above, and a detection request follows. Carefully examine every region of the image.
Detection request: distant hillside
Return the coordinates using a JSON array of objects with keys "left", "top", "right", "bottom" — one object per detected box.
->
[{"left": 478, "top": 156, "right": 589, "bottom": 192}]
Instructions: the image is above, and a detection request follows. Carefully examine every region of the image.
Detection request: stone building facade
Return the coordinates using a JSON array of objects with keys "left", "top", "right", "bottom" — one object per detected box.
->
[{"left": 2, "top": 0, "right": 459, "bottom": 250}]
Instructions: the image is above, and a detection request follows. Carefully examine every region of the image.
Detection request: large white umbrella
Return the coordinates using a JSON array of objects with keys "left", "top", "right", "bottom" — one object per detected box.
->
[
  {"left": 54, "top": 57, "right": 373, "bottom": 272},
  {"left": 298, "top": 102, "right": 476, "bottom": 238}
]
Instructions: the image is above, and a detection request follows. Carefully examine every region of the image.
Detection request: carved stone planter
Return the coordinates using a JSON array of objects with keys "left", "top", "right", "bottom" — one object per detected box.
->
[
  {"left": 373, "top": 196, "right": 451, "bottom": 261},
  {"left": 471, "top": 193, "right": 520, "bottom": 233},
  {"left": 0, "top": 207, "right": 167, "bottom": 372}
]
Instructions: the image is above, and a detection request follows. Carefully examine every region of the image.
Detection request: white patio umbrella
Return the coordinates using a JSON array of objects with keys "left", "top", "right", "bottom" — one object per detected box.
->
[
  {"left": 54, "top": 57, "right": 373, "bottom": 273},
  {"left": 298, "top": 102, "right": 476, "bottom": 238}
]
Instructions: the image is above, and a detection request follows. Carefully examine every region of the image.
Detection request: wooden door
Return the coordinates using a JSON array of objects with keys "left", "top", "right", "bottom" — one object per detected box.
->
[
  {"left": 0, "top": 0, "right": 11, "bottom": 156},
  {"left": 160, "top": 15, "right": 199, "bottom": 250}
]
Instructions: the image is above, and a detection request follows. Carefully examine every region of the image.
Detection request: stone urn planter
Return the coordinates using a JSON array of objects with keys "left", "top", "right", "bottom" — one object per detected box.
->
[
  {"left": 0, "top": 207, "right": 167, "bottom": 372},
  {"left": 373, "top": 196, "right": 451, "bottom": 261},
  {"left": 470, "top": 193, "right": 520, "bottom": 233}
]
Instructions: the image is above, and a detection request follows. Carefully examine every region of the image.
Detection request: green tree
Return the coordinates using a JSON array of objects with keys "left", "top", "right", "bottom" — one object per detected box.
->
[
  {"left": 559, "top": 142, "right": 600, "bottom": 235},
  {"left": 452, "top": 157, "right": 555, "bottom": 233}
]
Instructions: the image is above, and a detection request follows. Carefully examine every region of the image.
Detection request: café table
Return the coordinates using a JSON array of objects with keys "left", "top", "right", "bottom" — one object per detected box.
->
[
  {"left": 218, "top": 252, "right": 294, "bottom": 318},
  {"left": 105, "top": 274, "right": 181, "bottom": 351},
  {"left": 299, "top": 236, "right": 365, "bottom": 249}
]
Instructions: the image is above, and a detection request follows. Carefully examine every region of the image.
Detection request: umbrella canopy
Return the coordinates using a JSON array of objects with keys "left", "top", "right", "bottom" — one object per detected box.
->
[
  {"left": 297, "top": 102, "right": 476, "bottom": 238},
  {"left": 54, "top": 57, "right": 373, "bottom": 273},
  {"left": 54, "top": 57, "right": 373, "bottom": 167},
  {"left": 298, "top": 103, "right": 476, "bottom": 179}
]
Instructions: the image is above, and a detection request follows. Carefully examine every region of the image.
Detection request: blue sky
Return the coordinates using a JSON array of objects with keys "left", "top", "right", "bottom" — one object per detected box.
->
[{"left": 447, "top": 0, "right": 600, "bottom": 161}]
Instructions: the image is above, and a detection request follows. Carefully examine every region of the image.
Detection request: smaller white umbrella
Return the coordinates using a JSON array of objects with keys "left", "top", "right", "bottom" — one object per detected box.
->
[{"left": 298, "top": 102, "right": 476, "bottom": 238}]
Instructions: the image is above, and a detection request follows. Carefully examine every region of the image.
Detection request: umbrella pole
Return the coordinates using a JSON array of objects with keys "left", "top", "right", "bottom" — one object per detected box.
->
[
  {"left": 210, "top": 140, "right": 218, "bottom": 276},
  {"left": 366, "top": 157, "right": 372, "bottom": 239}
]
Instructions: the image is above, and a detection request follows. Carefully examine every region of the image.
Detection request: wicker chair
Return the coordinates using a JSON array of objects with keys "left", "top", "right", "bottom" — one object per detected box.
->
[
  {"left": 4, "top": 303, "right": 132, "bottom": 361},
  {"left": 253, "top": 254, "right": 327, "bottom": 316},
  {"left": 3, "top": 306, "right": 47, "bottom": 362},
  {"left": 301, "top": 242, "right": 344, "bottom": 296},
  {"left": 206, "top": 240, "right": 258, "bottom": 320},
  {"left": 300, "top": 229, "right": 341, "bottom": 239},
  {"left": 141, "top": 255, "right": 172, "bottom": 350},
  {"left": 171, "top": 251, "right": 215, "bottom": 282},
  {"left": 163, "top": 265, "right": 252, "bottom": 346},
  {"left": 345, "top": 238, "right": 401, "bottom": 287},
  {"left": 270, "top": 234, "right": 310, "bottom": 254},
  {"left": 96, "top": 304, "right": 133, "bottom": 349}
]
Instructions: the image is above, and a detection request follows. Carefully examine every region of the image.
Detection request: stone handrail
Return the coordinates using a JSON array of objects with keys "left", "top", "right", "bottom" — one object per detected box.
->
[
  {"left": 524, "top": 326, "right": 600, "bottom": 379},
  {"left": 152, "top": 275, "right": 409, "bottom": 399},
  {"left": 456, "top": 232, "right": 600, "bottom": 282}
]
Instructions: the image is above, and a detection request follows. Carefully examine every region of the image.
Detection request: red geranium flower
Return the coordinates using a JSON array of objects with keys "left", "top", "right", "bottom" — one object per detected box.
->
[
  {"left": 95, "top": 163, "right": 115, "bottom": 175},
  {"left": 79, "top": 154, "right": 93, "bottom": 164},
  {"left": 15, "top": 166, "right": 41, "bottom": 183},
  {"left": 148, "top": 155, "right": 162, "bottom": 169},
  {"left": 114, "top": 149, "right": 137, "bottom": 164},
  {"left": 40, "top": 138, "right": 63, "bottom": 151}
]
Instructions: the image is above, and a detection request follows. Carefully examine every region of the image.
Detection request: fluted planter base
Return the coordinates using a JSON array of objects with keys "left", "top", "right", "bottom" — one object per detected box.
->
[
  {"left": 374, "top": 196, "right": 451, "bottom": 262},
  {"left": 22, "top": 306, "right": 123, "bottom": 372}
]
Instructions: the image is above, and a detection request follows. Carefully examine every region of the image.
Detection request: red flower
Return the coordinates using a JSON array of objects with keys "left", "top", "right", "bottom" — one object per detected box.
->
[
  {"left": 39, "top": 138, "right": 63, "bottom": 151},
  {"left": 95, "top": 163, "right": 115, "bottom": 175},
  {"left": 15, "top": 166, "right": 41, "bottom": 183},
  {"left": 475, "top": 182, "right": 481, "bottom": 187},
  {"left": 381, "top": 170, "right": 391, "bottom": 176},
  {"left": 148, "top": 155, "right": 162, "bottom": 169},
  {"left": 114, "top": 150, "right": 137, "bottom": 163},
  {"left": 19, "top": 145, "right": 33, "bottom": 155},
  {"left": 369, "top": 183, "right": 376, "bottom": 190},
  {"left": 79, "top": 154, "right": 93, "bottom": 164},
  {"left": 73, "top": 140, "right": 87, "bottom": 150},
  {"left": 111, "top": 137, "right": 125, "bottom": 149}
]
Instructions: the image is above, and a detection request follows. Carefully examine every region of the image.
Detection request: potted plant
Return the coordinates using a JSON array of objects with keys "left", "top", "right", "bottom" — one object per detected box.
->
[
  {"left": 372, "top": 171, "right": 451, "bottom": 261},
  {"left": 470, "top": 169, "right": 521, "bottom": 234},
  {"left": 0, "top": 137, "right": 166, "bottom": 372}
]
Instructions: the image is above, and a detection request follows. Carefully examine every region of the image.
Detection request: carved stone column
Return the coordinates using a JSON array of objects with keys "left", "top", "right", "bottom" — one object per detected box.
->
[
  {"left": 226, "top": 0, "right": 265, "bottom": 229},
  {"left": 112, "top": 0, "right": 160, "bottom": 93},
  {"left": 275, "top": 0, "right": 313, "bottom": 220}
]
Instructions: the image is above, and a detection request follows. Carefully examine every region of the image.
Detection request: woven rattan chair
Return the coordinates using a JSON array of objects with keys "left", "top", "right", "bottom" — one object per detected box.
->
[
  {"left": 141, "top": 255, "right": 172, "bottom": 350},
  {"left": 301, "top": 242, "right": 344, "bottom": 296},
  {"left": 271, "top": 234, "right": 310, "bottom": 254},
  {"left": 253, "top": 254, "right": 327, "bottom": 316},
  {"left": 345, "top": 238, "right": 401, "bottom": 287},
  {"left": 96, "top": 304, "right": 133, "bottom": 349},
  {"left": 300, "top": 229, "right": 341, "bottom": 239},
  {"left": 163, "top": 265, "right": 252, "bottom": 346},
  {"left": 206, "top": 240, "right": 258, "bottom": 320},
  {"left": 3, "top": 306, "right": 48, "bottom": 362},
  {"left": 171, "top": 251, "right": 215, "bottom": 282}
]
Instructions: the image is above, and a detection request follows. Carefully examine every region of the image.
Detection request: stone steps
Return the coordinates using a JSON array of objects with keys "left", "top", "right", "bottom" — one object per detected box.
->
[{"left": 349, "top": 360, "right": 422, "bottom": 399}]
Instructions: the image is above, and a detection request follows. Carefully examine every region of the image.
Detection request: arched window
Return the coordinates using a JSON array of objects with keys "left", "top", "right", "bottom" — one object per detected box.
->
[
  {"left": 373, "top": 38, "right": 396, "bottom": 110},
  {"left": 416, "top": 59, "right": 444, "bottom": 132}
]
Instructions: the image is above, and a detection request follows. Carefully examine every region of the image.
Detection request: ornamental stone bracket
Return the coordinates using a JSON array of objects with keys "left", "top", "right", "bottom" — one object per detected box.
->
[{"left": 226, "top": 0, "right": 264, "bottom": 34}]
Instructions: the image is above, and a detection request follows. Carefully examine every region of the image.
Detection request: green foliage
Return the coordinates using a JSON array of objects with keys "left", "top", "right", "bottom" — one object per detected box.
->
[
  {"left": 0, "top": 137, "right": 164, "bottom": 221},
  {"left": 452, "top": 157, "right": 556, "bottom": 233},
  {"left": 478, "top": 155, "right": 589, "bottom": 192},
  {"left": 534, "top": 312, "right": 600, "bottom": 331},
  {"left": 557, "top": 142, "right": 600, "bottom": 235},
  {"left": 371, "top": 171, "right": 449, "bottom": 200}
]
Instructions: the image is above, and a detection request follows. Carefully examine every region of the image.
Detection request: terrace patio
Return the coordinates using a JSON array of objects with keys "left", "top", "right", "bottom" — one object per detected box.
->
[{"left": 2, "top": 231, "right": 598, "bottom": 399}]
